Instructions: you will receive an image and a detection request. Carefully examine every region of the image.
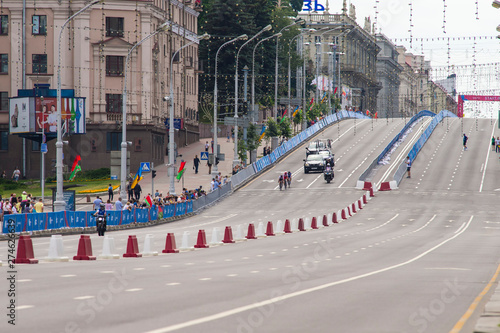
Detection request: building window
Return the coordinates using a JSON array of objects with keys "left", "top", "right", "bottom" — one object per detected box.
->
[
  {"left": 32, "top": 54, "right": 47, "bottom": 74},
  {"left": 32, "top": 15, "right": 47, "bottom": 35},
  {"left": 0, "top": 15, "right": 8, "bottom": 35},
  {"left": 0, "top": 91, "right": 8, "bottom": 111},
  {"left": 106, "top": 56, "right": 124, "bottom": 76},
  {"left": 0, "top": 131, "right": 8, "bottom": 151},
  {"left": 106, "top": 17, "right": 124, "bottom": 37},
  {"left": 0, "top": 54, "right": 8, "bottom": 74},
  {"left": 106, "top": 94, "right": 122, "bottom": 113},
  {"left": 32, "top": 141, "right": 40, "bottom": 152},
  {"left": 106, "top": 132, "right": 121, "bottom": 151}
]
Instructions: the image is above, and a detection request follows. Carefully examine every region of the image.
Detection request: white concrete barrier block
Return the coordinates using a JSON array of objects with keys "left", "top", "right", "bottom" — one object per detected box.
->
[
  {"left": 45, "top": 235, "right": 69, "bottom": 262},
  {"left": 142, "top": 234, "right": 158, "bottom": 256}
]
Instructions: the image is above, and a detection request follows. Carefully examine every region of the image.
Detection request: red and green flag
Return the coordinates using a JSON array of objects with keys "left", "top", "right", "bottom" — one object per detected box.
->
[
  {"left": 176, "top": 161, "right": 186, "bottom": 181},
  {"left": 69, "top": 155, "right": 81, "bottom": 181}
]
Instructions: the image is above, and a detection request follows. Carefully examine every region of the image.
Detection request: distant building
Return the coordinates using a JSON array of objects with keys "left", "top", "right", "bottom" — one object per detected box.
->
[
  {"left": 375, "top": 33, "right": 402, "bottom": 118},
  {"left": 0, "top": 0, "right": 202, "bottom": 178},
  {"left": 298, "top": 0, "right": 381, "bottom": 113}
]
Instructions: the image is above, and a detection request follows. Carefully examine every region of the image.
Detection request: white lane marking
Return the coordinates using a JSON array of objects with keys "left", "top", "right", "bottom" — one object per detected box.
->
[
  {"left": 126, "top": 288, "right": 143, "bottom": 292},
  {"left": 250, "top": 271, "right": 260, "bottom": 274},
  {"left": 306, "top": 174, "right": 322, "bottom": 189},
  {"left": 338, "top": 156, "right": 368, "bottom": 188},
  {"left": 18, "top": 279, "right": 32, "bottom": 282},
  {"left": 227, "top": 274, "right": 238, "bottom": 277},
  {"left": 17, "top": 305, "right": 34, "bottom": 310},
  {"left": 199, "top": 278, "right": 212, "bottom": 281},
  {"left": 166, "top": 283, "right": 180, "bottom": 286},
  {"left": 161, "top": 265, "right": 171, "bottom": 268},
  {"left": 101, "top": 271, "right": 115, "bottom": 274},
  {"left": 425, "top": 267, "right": 471, "bottom": 271},
  {"left": 60, "top": 275, "right": 76, "bottom": 278},
  {"left": 479, "top": 120, "right": 497, "bottom": 193},
  {"left": 133, "top": 268, "right": 145, "bottom": 271},
  {"left": 143, "top": 216, "right": 475, "bottom": 333},
  {"left": 454, "top": 222, "right": 467, "bottom": 234},
  {"left": 377, "top": 117, "right": 433, "bottom": 188},
  {"left": 74, "top": 296, "right": 94, "bottom": 300}
]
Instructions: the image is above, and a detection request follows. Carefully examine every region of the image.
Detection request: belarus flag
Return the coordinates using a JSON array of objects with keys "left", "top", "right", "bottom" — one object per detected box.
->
[{"left": 176, "top": 161, "right": 186, "bottom": 181}]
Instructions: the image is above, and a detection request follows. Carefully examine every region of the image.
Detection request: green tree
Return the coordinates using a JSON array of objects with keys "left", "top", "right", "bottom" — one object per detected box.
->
[
  {"left": 246, "top": 123, "right": 261, "bottom": 151},
  {"left": 264, "top": 117, "right": 279, "bottom": 140},
  {"left": 278, "top": 116, "right": 292, "bottom": 139}
]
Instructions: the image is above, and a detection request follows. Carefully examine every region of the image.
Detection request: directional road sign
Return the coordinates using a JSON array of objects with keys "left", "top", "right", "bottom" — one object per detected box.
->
[
  {"left": 224, "top": 117, "right": 249, "bottom": 127},
  {"left": 140, "top": 162, "right": 151, "bottom": 173},
  {"left": 200, "top": 152, "right": 209, "bottom": 161}
]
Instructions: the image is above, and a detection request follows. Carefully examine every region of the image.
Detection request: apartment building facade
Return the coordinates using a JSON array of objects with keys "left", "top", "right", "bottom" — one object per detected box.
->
[{"left": 0, "top": 0, "right": 202, "bottom": 178}]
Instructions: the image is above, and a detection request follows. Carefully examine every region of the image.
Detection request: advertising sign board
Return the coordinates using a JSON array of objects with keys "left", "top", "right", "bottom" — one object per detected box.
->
[
  {"left": 35, "top": 97, "right": 86, "bottom": 134},
  {"left": 9, "top": 97, "right": 35, "bottom": 133}
]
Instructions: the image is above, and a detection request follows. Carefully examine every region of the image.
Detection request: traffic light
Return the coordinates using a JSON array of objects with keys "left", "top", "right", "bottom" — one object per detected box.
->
[{"left": 152, "top": 170, "right": 157, "bottom": 178}]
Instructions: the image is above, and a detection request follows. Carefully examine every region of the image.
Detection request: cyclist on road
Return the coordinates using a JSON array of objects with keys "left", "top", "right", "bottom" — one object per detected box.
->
[
  {"left": 287, "top": 171, "right": 292, "bottom": 187},
  {"left": 278, "top": 174, "right": 284, "bottom": 191},
  {"left": 283, "top": 172, "right": 288, "bottom": 190}
]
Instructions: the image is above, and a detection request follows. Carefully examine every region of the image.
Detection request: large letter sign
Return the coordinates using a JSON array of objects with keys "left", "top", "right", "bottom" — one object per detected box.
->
[{"left": 302, "top": 0, "right": 325, "bottom": 12}]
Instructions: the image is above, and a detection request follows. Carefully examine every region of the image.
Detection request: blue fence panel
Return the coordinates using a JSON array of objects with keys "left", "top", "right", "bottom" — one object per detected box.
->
[
  {"left": 25, "top": 213, "right": 35, "bottom": 232},
  {"left": 74, "top": 211, "right": 85, "bottom": 228},
  {"left": 164, "top": 204, "right": 175, "bottom": 218},
  {"left": 88, "top": 212, "right": 96, "bottom": 228},
  {"left": 135, "top": 208, "right": 148, "bottom": 223},
  {"left": 65, "top": 211, "right": 75, "bottom": 229},
  {"left": 187, "top": 201, "right": 193, "bottom": 213},
  {"left": 122, "top": 209, "right": 133, "bottom": 225},
  {"left": 150, "top": 206, "right": 158, "bottom": 220},
  {"left": 54, "top": 211, "right": 65, "bottom": 229},
  {"left": 175, "top": 202, "right": 186, "bottom": 216},
  {"left": 107, "top": 211, "right": 121, "bottom": 226}
]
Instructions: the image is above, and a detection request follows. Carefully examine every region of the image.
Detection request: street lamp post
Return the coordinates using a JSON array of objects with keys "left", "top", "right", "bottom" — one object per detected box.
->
[
  {"left": 251, "top": 33, "right": 281, "bottom": 123},
  {"left": 233, "top": 25, "right": 272, "bottom": 168},
  {"left": 54, "top": 0, "right": 101, "bottom": 212},
  {"left": 303, "top": 42, "right": 310, "bottom": 131},
  {"left": 274, "top": 19, "right": 304, "bottom": 120},
  {"left": 287, "top": 33, "right": 302, "bottom": 123},
  {"left": 168, "top": 33, "right": 210, "bottom": 195},
  {"left": 213, "top": 34, "right": 248, "bottom": 175},
  {"left": 120, "top": 21, "right": 170, "bottom": 202}
]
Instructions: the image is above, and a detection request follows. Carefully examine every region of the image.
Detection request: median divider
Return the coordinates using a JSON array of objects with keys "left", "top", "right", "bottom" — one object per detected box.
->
[
  {"left": 162, "top": 233, "right": 179, "bottom": 253},
  {"left": 13, "top": 235, "right": 38, "bottom": 264},
  {"left": 45, "top": 235, "right": 69, "bottom": 262},
  {"left": 73, "top": 235, "right": 96, "bottom": 261},
  {"left": 99, "top": 235, "right": 120, "bottom": 259}
]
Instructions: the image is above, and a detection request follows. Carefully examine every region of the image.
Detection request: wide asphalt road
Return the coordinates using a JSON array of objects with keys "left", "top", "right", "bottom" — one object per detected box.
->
[{"left": 1, "top": 117, "right": 499, "bottom": 333}]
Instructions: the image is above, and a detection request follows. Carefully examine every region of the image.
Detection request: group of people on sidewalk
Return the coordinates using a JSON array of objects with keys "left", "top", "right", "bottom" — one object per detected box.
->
[{"left": 0, "top": 191, "right": 44, "bottom": 220}]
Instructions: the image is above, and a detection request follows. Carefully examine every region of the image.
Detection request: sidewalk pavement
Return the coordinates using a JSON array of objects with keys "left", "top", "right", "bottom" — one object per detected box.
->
[{"left": 138, "top": 137, "right": 238, "bottom": 197}]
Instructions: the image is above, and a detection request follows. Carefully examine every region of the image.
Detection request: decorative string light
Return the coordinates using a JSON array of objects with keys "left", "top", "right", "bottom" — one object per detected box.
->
[
  {"left": 408, "top": 1, "right": 413, "bottom": 49},
  {"left": 442, "top": 0, "right": 447, "bottom": 34}
]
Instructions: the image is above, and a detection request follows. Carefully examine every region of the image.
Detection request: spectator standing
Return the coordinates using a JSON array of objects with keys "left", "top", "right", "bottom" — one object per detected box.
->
[
  {"left": 405, "top": 156, "right": 412, "bottom": 178},
  {"left": 12, "top": 167, "right": 20, "bottom": 182},
  {"left": 205, "top": 141, "right": 209, "bottom": 152},
  {"left": 108, "top": 184, "right": 114, "bottom": 201},
  {"left": 134, "top": 183, "right": 142, "bottom": 201},
  {"left": 1, "top": 170, "right": 6, "bottom": 178},
  {"left": 127, "top": 181, "right": 133, "bottom": 201},
  {"left": 207, "top": 159, "right": 212, "bottom": 174},
  {"left": 115, "top": 197, "right": 123, "bottom": 211},
  {"left": 93, "top": 196, "right": 102, "bottom": 210},
  {"left": 496, "top": 137, "right": 500, "bottom": 153},
  {"left": 105, "top": 199, "right": 113, "bottom": 210},
  {"left": 492, "top": 136, "right": 496, "bottom": 151},
  {"left": 463, "top": 133, "right": 468, "bottom": 151},
  {"left": 193, "top": 155, "right": 200, "bottom": 174},
  {"left": 34, "top": 199, "right": 44, "bottom": 213}
]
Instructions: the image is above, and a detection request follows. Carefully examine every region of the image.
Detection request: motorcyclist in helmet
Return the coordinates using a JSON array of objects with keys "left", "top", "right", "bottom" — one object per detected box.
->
[{"left": 94, "top": 202, "right": 107, "bottom": 236}]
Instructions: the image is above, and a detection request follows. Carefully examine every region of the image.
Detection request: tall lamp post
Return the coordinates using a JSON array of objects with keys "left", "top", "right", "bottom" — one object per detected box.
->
[
  {"left": 213, "top": 34, "right": 248, "bottom": 175},
  {"left": 234, "top": 25, "right": 272, "bottom": 168},
  {"left": 168, "top": 33, "right": 210, "bottom": 195},
  {"left": 274, "top": 19, "right": 304, "bottom": 120},
  {"left": 120, "top": 21, "right": 170, "bottom": 202},
  {"left": 287, "top": 32, "right": 302, "bottom": 123},
  {"left": 302, "top": 41, "right": 310, "bottom": 131},
  {"left": 54, "top": 0, "right": 102, "bottom": 212},
  {"left": 251, "top": 32, "right": 281, "bottom": 123}
]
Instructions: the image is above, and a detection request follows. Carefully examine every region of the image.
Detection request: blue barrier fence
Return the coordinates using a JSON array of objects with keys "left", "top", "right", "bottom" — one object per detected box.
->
[
  {"left": 1, "top": 111, "right": 367, "bottom": 235},
  {"left": 2, "top": 201, "right": 194, "bottom": 234},
  {"left": 251, "top": 111, "right": 369, "bottom": 174}
]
